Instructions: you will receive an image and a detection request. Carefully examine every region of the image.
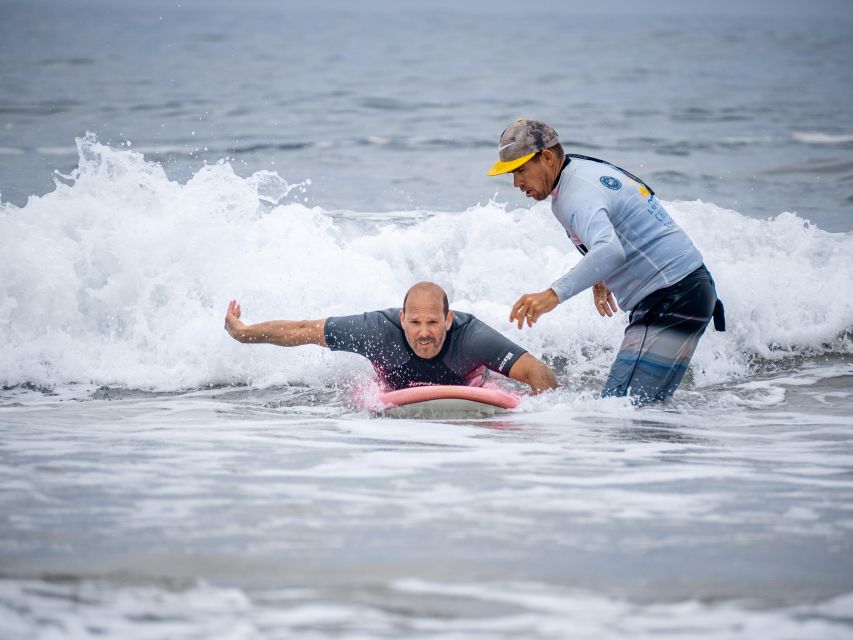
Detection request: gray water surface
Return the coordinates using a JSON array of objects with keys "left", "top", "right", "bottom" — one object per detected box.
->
[
  {"left": 2, "top": 1, "right": 852, "bottom": 230},
  {"left": 2, "top": 362, "right": 852, "bottom": 637}
]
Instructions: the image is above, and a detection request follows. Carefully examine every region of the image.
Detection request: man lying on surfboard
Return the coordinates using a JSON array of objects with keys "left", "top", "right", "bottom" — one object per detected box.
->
[{"left": 224, "top": 281, "right": 557, "bottom": 394}]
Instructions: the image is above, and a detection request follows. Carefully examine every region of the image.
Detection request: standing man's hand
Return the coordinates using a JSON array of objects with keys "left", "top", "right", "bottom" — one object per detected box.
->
[
  {"left": 592, "top": 282, "right": 618, "bottom": 317},
  {"left": 510, "top": 289, "right": 559, "bottom": 329}
]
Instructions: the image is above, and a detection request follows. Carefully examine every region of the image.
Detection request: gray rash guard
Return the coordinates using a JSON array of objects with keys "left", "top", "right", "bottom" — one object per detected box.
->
[
  {"left": 550, "top": 157, "right": 704, "bottom": 311},
  {"left": 324, "top": 309, "right": 526, "bottom": 390}
]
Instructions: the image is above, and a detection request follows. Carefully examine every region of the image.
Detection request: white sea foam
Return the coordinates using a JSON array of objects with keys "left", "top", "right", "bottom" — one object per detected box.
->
[
  {"left": 33, "top": 145, "right": 78, "bottom": 156},
  {"left": 792, "top": 131, "right": 853, "bottom": 145},
  {"left": 1, "top": 578, "right": 851, "bottom": 640},
  {"left": 1, "top": 135, "right": 851, "bottom": 391}
]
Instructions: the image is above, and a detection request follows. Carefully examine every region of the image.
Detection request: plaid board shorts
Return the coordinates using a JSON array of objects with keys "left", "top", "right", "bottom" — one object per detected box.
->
[{"left": 601, "top": 264, "right": 723, "bottom": 404}]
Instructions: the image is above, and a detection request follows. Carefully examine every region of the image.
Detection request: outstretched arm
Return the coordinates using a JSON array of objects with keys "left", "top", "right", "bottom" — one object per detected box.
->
[
  {"left": 507, "top": 353, "right": 558, "bottom": 394},
  {"left": 224, "top": 300, "right": 327, "bottom": 347}
]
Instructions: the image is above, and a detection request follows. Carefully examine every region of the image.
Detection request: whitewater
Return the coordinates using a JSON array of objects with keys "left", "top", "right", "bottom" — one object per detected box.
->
[
  {"left": 1, "top": 136, "right": 852, "bottom": 639},
  {"left": 2, "top": 136, "right": 851, "bottom": 392}
]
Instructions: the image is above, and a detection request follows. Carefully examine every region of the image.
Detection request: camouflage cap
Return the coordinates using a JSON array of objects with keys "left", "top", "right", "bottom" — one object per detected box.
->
[{"left": 487, "top": 119, "right": 560, "bottom": 176}]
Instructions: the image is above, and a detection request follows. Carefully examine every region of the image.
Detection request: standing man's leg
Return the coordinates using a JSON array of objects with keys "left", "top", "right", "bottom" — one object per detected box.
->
[{"left": 601, "top": 267, "right": 717, "bottom": 404}]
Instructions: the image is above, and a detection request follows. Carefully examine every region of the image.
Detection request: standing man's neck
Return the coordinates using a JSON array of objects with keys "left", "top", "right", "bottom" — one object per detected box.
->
[{"left": 550, "top": 156, "right": 569, "bottom": 193}]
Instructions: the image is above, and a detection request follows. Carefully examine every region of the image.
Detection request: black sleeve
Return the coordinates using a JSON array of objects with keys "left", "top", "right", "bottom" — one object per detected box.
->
[
  {"left": 323, "top": 310, "right": 408, "bottom": 368},
  {"left": 324, "top": 311, "right": 385, "bottom": 355},
  {"left": 449, "top": 317, "right": 527, "bottom": 376}
]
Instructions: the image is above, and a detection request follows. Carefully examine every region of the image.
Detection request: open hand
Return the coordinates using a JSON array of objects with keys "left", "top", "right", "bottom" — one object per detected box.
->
[
  {"left": 509, "top": 289, "right": 559, "bottom": 329},
  {"left": 592, "top": 282, "right": 618, "bottom": 317},
  {"left": 224, "top": 299, "right": 247, "bottom": 340}
]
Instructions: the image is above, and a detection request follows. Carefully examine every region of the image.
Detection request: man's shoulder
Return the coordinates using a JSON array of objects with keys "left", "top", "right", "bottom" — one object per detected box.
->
[
  {"left": 450, "top": 309, "right": 475, "bottom": 329},
  {"left": 325, "top": 308, "right": 403, "bottom": 340},
  {"left": 564, "top": 159, "right": 619, "bottom": 195},
  {"left": 366, "top": 309, "right": 406, "bottom": 338},
  {"left": 374, "top": 308, "right": 402, "bottom": 326},
  {"left": 323, "top": 308, "right": 408, "bottom": 356},
  {"left": 444, "top": 310, "right": 527, "bottom": 375},
  {"left": 570, "top": 158, "right": 651, "bottom": 205},
  {"left": 552, "top": 163, "right": 611, "bottom": 220},
  {"left": 326, "top": 308, "right": 397, "bottom": 322},
  {"left": 448, "top": 311, "right": 500, "bottom": 342}
]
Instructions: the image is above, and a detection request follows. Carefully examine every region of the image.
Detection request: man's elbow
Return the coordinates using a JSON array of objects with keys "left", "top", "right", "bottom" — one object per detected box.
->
[
  {"left": 511, "top": 354, "right": 558, "bottom": 394},
  {"left": 531, "top": 364, "right": 558, "bottom": 394},
  {"left": 610, "top": 245, "right": 626, "bottom": 270},
  {"left": 590, "top": 233, "right": 626, "bottom": 271}
]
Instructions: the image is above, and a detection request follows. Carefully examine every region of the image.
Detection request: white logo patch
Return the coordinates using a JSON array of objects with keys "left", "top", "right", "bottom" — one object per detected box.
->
[{"left": 498, "top": 351, "right": 515, "bottom": 372}]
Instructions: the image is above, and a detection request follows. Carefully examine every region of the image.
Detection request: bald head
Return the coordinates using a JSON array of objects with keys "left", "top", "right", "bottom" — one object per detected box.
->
[
  {"left": 402, "top": 281, "right": 449, "bottom": 316},
  {"left": 400, "top": 282, "right": 453, "bottom": 359}
]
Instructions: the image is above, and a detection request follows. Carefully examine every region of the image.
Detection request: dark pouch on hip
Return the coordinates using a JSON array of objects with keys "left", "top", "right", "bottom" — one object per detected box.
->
[
  {"left": 712, "top": 299, "right": 726, "bottom": 332},
  {"left": 703, "top": 265, "right": 726, "bottom": 332}
]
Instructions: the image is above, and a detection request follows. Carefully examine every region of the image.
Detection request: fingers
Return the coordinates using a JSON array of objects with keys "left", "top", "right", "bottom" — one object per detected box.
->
[
  {"left": 592, "top": 292, "right": 610, "bottom": 318},
  {"left": 526, "top": 305, "right": 542, "bottom": 326},
  {"left": 593, "top": 287, "right": 618, "bottom": 318},
  {"left": 607, "top": 292, "right": 618, "bottom": 315},
  {"left": 593, "top": 284, "right": 605, "bottom": 316},
  {"left": 510, "top": 298, "right": 523, "bottom": 323},
  {"left": 594, "top": 293, "right": 605, "bottom": 316},
  {"left": 225, "top": 299, "right": 242, "bottom": 333},
  {"left": 510, "top": 297, "right": 528, "bottom": 329},
  {"left": 225, "top": 300, "right": 234, "bottom": 330},
  {"left": 511, "top": 294, "right": 547, "bottom": 329}
]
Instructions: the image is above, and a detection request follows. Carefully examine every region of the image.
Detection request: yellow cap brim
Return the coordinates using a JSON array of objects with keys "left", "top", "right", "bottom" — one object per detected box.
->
[{"left": 486, "top": 152, "right": 536, "bottom": 176}]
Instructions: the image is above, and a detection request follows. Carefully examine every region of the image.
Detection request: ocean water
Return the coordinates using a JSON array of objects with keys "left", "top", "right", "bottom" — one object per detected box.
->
[{"left": 2, "top": 1, "right": 853, "bottom": 638}]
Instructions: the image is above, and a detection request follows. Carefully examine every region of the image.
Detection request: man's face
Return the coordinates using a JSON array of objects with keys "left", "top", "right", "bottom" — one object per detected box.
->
[
  {"left": 400, "top": 294, "right": 453, "bottom": 359},
  {"left": 512, "top": 153, "right": 553, "bottom": 201}
]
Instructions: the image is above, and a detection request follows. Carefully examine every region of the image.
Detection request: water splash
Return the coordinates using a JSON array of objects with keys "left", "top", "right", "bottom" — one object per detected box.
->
[{"left": 1, "top": 136, "right": 851, "bottom": 391}]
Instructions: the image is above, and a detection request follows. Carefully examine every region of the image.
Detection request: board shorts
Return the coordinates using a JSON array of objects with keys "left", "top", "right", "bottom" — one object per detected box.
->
[{"left": 601, "top": 264, "right": 724, "bottom": 404}]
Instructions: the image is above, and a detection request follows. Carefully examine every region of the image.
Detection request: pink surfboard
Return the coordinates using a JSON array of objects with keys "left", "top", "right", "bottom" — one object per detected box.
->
[{"left": 375, "top": 384, "right": 521, "bottom": 417}]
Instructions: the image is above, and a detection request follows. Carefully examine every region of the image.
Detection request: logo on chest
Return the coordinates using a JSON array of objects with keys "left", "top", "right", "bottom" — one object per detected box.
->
[{"left": 600, "top": 176, "right": 622, "bottom": 190}]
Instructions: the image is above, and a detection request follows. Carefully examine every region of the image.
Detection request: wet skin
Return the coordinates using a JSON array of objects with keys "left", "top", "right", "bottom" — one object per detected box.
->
[
  {"left": 399, "top": 292, "right": 453, "bottom": 359},
  {"left": 511, "top": 149, "right": 562, "bottom": 201}
]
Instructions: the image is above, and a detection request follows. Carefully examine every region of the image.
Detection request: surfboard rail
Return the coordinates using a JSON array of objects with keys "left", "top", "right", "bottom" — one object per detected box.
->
[{"left": 376, "top": 384, "right": 521, "bottom": 410}]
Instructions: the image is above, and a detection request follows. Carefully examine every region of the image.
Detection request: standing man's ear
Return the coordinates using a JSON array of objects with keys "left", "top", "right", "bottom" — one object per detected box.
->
[{"left": 445, "top": 310, "right": 454, "bottom": 330}]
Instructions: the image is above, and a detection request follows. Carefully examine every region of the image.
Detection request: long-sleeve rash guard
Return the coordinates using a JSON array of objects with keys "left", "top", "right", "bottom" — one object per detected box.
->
[{"left": 549, "top": 157, "right": 704, "bottom": 311}]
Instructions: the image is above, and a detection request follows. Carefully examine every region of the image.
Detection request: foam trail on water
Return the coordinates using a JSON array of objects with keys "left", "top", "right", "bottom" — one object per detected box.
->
[
  {"left": 791, "top": 131, "right": 853, "bottom": 145},
  {"left": 1, "top": 135, "right": 851, "bottom": 391}
]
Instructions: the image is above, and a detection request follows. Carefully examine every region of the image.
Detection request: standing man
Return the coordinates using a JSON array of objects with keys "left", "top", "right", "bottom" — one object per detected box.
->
[
  {"left": 225, "top": 281, "right": 557, "bottom": 394},
  {"left": 487, "top": 119, "right": 724, "bottom": 404}
]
